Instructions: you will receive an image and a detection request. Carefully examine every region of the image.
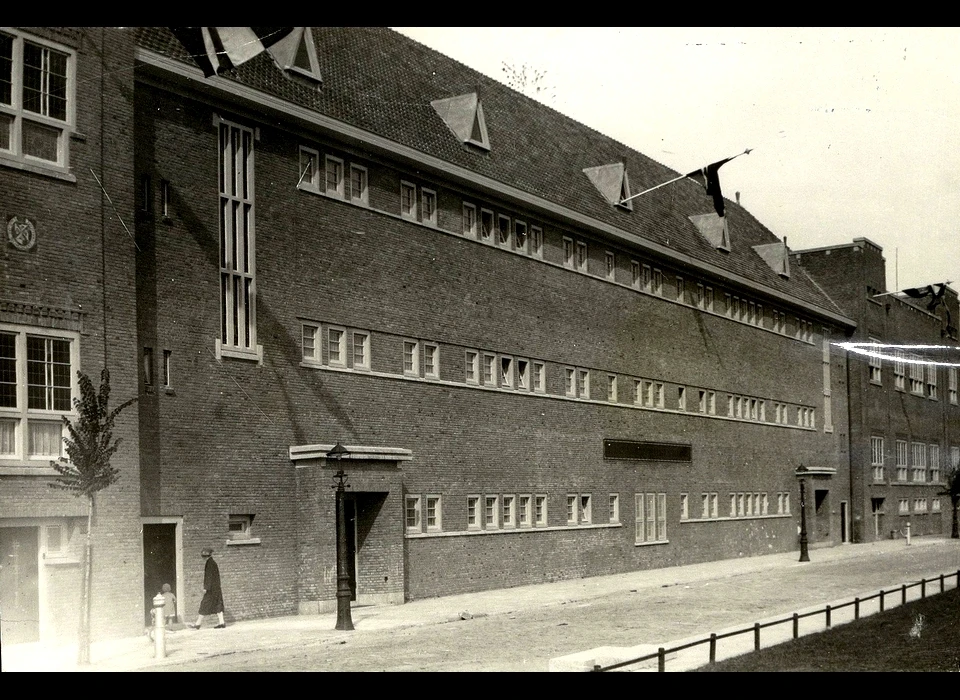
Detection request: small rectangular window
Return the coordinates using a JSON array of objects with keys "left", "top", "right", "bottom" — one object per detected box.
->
[
  {"left": 400, "top": 181, "right": 417, "bottom": 219},
  {"left": 302, "top": 324, "right": 318, "bottom": 362},
  {"left": 532, "top": 361, "right": 545, "bottom": 393},
  {"left": 162, "top": 350, "right": 172, "bottom": 389},
  {"left": 609, "top": 494, "right": 620, "bottom": 523},
  {"left": 143, "top": 347, "right": 154, "bottom": 387},
  {"left": 535, "top": 495, "right": 548, "bottom": 526},
  {"left": 576, "top": 241, "right": 588, "bottom": 272},
  {"left": 424, "top": 343, "right": 439, "bottom": 379},
  {"left": 605, "top": 251, "right": 616, "bottom": 281},
  {"left": 565, "top": 368, "right": 576, "bottom": 397},
  {"left": 579, "top": 494, "right": 592, "bottom": 524},
  {"left": 483, "top": 353, "right": 496, "bottom": 387},
  {"left": 467, "top": 495, "right": 480, "bottom": 529},
  {"left": 325, "top": 155, "right": 345, "bottom": 197},
  {"left": 485, "top": 495, "right": 499, "bottom": 529},
  {"left": 353, "top": 332, "right": 370, "bottom": 370},
  {"left": 160, "top": 180, "right": 171, "bottom": 218},
  {"left": 531, "top": 226, "right": 543, "bottom": 258},
  {"left": 631, "top": 260, "right": 641, "bottom": 289},
  {"left": 607, "top": 374, "right": 617, "bottom": 403},
  {"left": 677, "top": 386, "right": 686, "bottom": 411},
  {"left": 140, "top": 174, "right": 152, "bottom": 213},
  {"left": 566, "top": 494, "right": 578, "bottom": 525},
  {"left": 563, "top": 237, "right": 575, "bottom": 268},
  {"left": 680, "top": 493, "right": 689, "bottom": 520},
  {"left": 577, "top": 369, "right": 590, "bottom": 398},
  {"left": 465, "top": 350, "right": 479, "bottom": 384},
  {"left": 328, "top": 327, "right": 346, "bottom": 367},
  {"left": 652, "top": 269, "right": 663, "bottom": 296},
  {"left": 426, "top": 495, "right": 442, "bottom": 531},
  {"left": 515, "top": 220, "right": 528, "bottom": 253},
  {"left": 403, "top": 340, "right": 420, "bottom": 377},
  {"left": 500, "top": 356, "right": 514, "bottom": 388},
  {"left": 405, "top": 495, "right": 422, "bottom": 532},
  {"left": 502, "top": 494, "right": 516, "bottom": 528},
  {"left": 422, "top": 188, "right": 437, "bottom": 226},
  {"left": 676, "top": 276, "right": 684, "bottom": 303},
  {"left": 298, "top": 146, "right": 320, "bottom": 189},
  {"left": 497, "top": 214, "right": 511, "bottom": 247},
  {"left": 350, "top": 164, "right": 368, "bottom": 205},
  {"left": 517, "top": 359, "right": 530, "bottom": 390},
  {"left": 518, "top": 495, "right": 532, "bottom": 527},
  {"left": 462, "top": 203, "right": 477, "bottom": 237},
  {"left": 227, "top": 514, "right": 255, "bottom": 541},
  {"left": 480, "top": 209, "right": 494, "bottom": 241}
]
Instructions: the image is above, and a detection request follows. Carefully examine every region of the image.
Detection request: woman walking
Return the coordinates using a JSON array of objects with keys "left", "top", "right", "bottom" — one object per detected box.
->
[{"left": 188, "top": 547, "right": 226, "bottom": 629}]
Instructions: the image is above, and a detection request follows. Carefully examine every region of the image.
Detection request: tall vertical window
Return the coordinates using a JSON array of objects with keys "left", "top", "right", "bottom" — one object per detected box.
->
[
  {"left": 425, "top": 495, "right": 441, "bottom": 531},
  {"left": 897, "top": 440, "right": 908, "bottom": 481},
  {"left": 0, "top": 30, "right": 74, "bottom": 169},
  {"left": 532, "top": 361, "right": 545, "bottom": 393},
  {"left": 605, "top": 251, "right": 615, "bottom": 281},
  {"left": 635, "top": 492, "right": 667, "bottom": 544},
  {"left": 502, "top": 494, "right": 516, "bottom": 527},
  {"left": 517, "top": 359, "right": 530, "bottom": 390},
  {"left": 871, "top": 436, "right": 884, "bottom": 481},
  {"left": 467, "top": 496, "right": 480, "bottom": 529},
  {"left": 930, "top": 444, "right": 941, "bottom": 483},
  {"left": 577, "top": 369, "right": 590, "bottom": 398},
  {"left": 704, "top": 287, "right": 714, "bottom": 312},
  {"left": 298, "top": 146, "right": 319, "bottom": 189},
  {"left": 518, "top": 495, "right": 532, "bottom": 526},
  {"left": 909, "top": 356, "right": 924, "bottom": 395},
  {"left": 631, "top": 261, "right": 641, "bottom": 289},
  {"left": 563, "top": 237, "right": 574, "bottom": 268},
  {"left": 912, "top": 441, "right": 926, "bottom": 482},
  {"left": 160, "top": 180, "right": 171, "bottom": 218},
  {"left": 497, "top": 214, "right": 511, "bottom": 247},
  {"left": 218, "top": 118, "right": 257, "bottom": 356},
  {"left": 142, "top": 347, "right": 154, "bottom": 388},
  {"left": 894, "top": 350, "right": 906, "bottom": 391},
  {"left": 927, "top": 364, "right": 938, "bottom": 400},
  {"left": 652, "top": 269, "right": 663, "bottom": 296},
  {"left": 424, "top": 343, "right": 439, "bottom": 379},
  {"left": 405, "top": 495, "right": 421, "bottom": 532},
  {"left": 301, "top": 325, "right": 318, "bottom": 362},
  {"left": 607, "top": 374, "right": 617, "bottom": 403},
  {"left": 535, "top": 495, "right": 547, "bottom": 526},
  {"left": 868, "top": 338, "right": 882, "bottom": 383},
  {"left": 352, "top": 332, "right": 370, "bottom": 370},
  {"left": 163, "top": 350, "right": 172, "bottom": 389},
  {"left": 500, "top": 356, "right": 514, "bottom": 388},
  {"left": 327, "top": 327, "right": 345, "bottom": 367},
  {"left": 950, "top": 367, "right": 958, "bottom": 405},
  {"left": 485, "top": 495, "right": 499, "bottom": 529},
  {"left": 676, "top": 276, "right": 684, "bottom": 303},
  {"left": 482, "top": 353, "right": 496, "bottom": 387},
  {"left": 465, "top": 350, "right": 479, "bottom": 384},
  {"left": 480, "top": 209, "right": 494, "bottom": 241},
  {"left": 1, "top": 327, "right": 76, "bottom": 461},
  {"left": 609, "top": 494, "right": 620, "bottom": 523}
]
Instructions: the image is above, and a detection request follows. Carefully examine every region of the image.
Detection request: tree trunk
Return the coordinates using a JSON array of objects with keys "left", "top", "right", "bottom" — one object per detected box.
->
[
  {"left": 77, "top": 493, "right": 94, "bottom": 665},
  {"left": 952, "top": 497, "right": 959, "bottom": 539}
]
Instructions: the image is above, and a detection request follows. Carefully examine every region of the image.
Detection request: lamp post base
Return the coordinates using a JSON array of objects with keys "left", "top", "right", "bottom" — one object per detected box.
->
[{"left": 335, "top": 590, "right": 354, "bottom": 631}]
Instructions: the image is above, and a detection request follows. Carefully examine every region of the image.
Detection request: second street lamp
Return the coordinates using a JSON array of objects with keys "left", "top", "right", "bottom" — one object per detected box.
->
[
  {"left": 796, "top": 464, "right": 810, "bottom": 562},
  {"left": 328, "top": 442, "right": 354, "bottom": 631}
]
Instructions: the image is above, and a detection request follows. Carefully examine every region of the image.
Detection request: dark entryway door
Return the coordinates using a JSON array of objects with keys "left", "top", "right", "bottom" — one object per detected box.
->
[
  {"left": 0, "top": 527, "right": 40, "bottom": 644},
  {"left": 814, "top": 489, "right": 830, "bottom": 541},
  {"left": 143, "top": 524, "right": 178, "bottom": 626}
]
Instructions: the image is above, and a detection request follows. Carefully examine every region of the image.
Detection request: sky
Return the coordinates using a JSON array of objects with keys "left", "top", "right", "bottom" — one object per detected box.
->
[{"left": 393, "top": 27, "right": 960, "bottom": 293}]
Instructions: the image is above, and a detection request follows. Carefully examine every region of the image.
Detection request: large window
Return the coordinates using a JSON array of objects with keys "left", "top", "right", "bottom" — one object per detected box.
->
[
  {"left": 0, "top": 30, "right": 74, "bottom": 171},
  {"left": 635, "top": 492, "right": 666, "bottom": 544},
  {"left": 0, "top": 326, "right": 77, "bottom": 463},
  {"left": 896, "top": 440, "right": 908, "bottom": 481},
  {"left": 871, "top": 436, "right": 884, "bottom": 481},
  {"left": 218, "top": 118, "right": 257, "bottom": 357}
]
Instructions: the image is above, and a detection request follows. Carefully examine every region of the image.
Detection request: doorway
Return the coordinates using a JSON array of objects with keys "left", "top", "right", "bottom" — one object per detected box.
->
[
  {"left": 142, "top": 523, "right": 179, "bottom": 626},
  {"left": 814, "top": 489, "right": 830, "bottom": 540},
  {"left": 871, "top": 497, "right": 885, "bottom": 540},
  {"left": 0, "top": 527, "right": 40, "bottom": 644}
]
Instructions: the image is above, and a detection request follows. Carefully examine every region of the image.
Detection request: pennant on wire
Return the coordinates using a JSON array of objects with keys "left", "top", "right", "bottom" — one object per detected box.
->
[
  {"left": 901, "top": 283, "right": 950, "bottom": 311},
  {"left": 170, "top": 27, "right": 296, "bottom": 78},
  {"left": 619, "top": 148, "right": 751, "bottom": 211}
]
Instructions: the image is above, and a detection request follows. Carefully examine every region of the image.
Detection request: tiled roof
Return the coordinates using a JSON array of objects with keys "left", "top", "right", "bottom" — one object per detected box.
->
[{"left": 135, "top": 27, "right": 846, "bottom": 320}]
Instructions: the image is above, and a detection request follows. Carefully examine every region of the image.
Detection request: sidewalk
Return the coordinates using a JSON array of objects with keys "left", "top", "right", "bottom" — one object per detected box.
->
[{"left": 4, "top": 535, "right": 956, "bottom": 672}]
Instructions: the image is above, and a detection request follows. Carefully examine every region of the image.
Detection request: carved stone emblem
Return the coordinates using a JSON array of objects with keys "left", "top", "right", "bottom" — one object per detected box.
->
[{"left": 7, "top": 217, "right": 37, "bottom": 251}]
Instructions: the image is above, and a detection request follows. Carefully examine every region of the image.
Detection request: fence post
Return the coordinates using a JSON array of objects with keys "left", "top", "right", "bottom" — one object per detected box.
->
[
  {"left": 709, "top": 633, "right": 716, "bottom": 664},
  {"left": 902, "top": 584, "right": 907, "bottom": 605},
  {"left": 854, "top": 597, "right": 860, "bottom": 620},
  {"left": 921, "top": 578, "right": 926, "bottom": 599},
  {"left": 754, "top": 622, "right": 760, "bottom": 651},
  {"left": 941, "top": 574, "right": 945, "bottom": 594},
  {"left": 792, "top": 613, "right": 799, "bottom": 639},
  {"left": 825, "top": 605, "right": 831, "bottom": 627},
  {"left": 658, "top": 647, "right": 665, "bottom": 673},
  {"left": 879, "top": 589, "right": 884, "bottom": 612}
]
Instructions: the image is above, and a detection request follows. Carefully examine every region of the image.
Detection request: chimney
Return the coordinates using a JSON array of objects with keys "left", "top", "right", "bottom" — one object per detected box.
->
[{"left": 735, "top": 191, "right": 741, "bottom": 205}]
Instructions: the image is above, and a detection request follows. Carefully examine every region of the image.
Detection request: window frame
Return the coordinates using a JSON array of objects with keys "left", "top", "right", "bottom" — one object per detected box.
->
[
  {"left": 403, "top": 339, "right": 420, "bottom": 377},
  {"left": 405, "top": 495, "right": 422, "bottom": 533},
  {"left": 462, "top": 202, "right": 477, "bottom": 237},
  {"left": 421, "top": 187, "right": 437, "bottom": 226},
  {"left": 423, "top": 342, "right": 439, "bottom": 380},
  {"left": 324, "top": 154, "right": 345, "bottom": 198},
  {"left": 326, "top": 325, "right": 346, "bottom": 367},
  {"left": 400, "top": 180, "right": 418, "bottom": 220},
  {"left": 530, "top": 225, "right": 543, "bottom": 258},
  {"left": 349, "top": 163, "right": 368, "bottom": 205},
  {"left": 0, "top": 29, "right": 77, "bottom": 174},
  {"left": 425, "top": 494, "right": 442, "bottom": 532},
  {"left": 0, "top": 324, "right": 79, "bottom": 464}
]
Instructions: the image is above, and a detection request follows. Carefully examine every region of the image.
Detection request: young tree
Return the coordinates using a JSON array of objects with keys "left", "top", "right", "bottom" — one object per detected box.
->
[
  {"left": 940, "top": 466, "right": 960, "bottom": 539},
  {"left": 50, "top": 368, "right": 137, "bottom": 665}
]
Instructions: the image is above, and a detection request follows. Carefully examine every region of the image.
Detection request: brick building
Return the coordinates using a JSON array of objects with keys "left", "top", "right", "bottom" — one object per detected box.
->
[
  {"left": 129, "top": 27, "right": 855, "bottom": 623},
  {"left": 794, "top": 239, "right": 960, "bottom": 543},
  {"left": 1, "top": 28, "right": 142, "bottom": 645},
  {"left": 4, "top": 26, "right": 866, "bottom": 644}
]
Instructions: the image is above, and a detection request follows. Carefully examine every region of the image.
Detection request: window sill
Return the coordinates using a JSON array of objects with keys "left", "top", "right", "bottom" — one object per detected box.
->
[
  {"left": 0, "top": 155, "right": 77, "bottom": 182},
  {"left": 634, "top": 539, "right": 669, "bottom": 547},
  {"left": 44, "top": 557, "right": 81, "bottom": 567},
  {"left": 216, "top": 340, "right": 263, "bottom": 365},
  {"left": 0, "top": 465, "right": 60, "bottom": 476},
  {"left": 225, "top": 537, "right": 261, "bottom": 547}
]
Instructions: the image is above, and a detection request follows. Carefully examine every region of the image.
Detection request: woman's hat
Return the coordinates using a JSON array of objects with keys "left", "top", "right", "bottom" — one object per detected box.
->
[{"left": 201, "top": 547, "right": 214, "bottom": 556}]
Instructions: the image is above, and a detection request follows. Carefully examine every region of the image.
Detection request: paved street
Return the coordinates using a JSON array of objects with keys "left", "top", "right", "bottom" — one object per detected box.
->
[{"left": 5, "top": 536, "right": 959, "bottom": 672}]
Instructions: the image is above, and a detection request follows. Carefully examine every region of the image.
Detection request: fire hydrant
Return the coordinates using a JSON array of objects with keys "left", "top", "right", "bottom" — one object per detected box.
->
[
  {"left": 905, "top": 520, "right": 911, "bottom": 546},
  {"left": 152, "top": 592, "right": 167, "bottom": 659}
]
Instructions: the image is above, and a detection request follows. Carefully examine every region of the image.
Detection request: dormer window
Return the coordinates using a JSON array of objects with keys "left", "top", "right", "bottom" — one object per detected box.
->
[
  {"left": 431, "top": 92, "right": 491, "bottom": 151},
  {"left": 582, "top": 163, "right": 633, "bottom": 210},
  {"left": 266, "top": 27, "right": 322, "bottom": 84}
]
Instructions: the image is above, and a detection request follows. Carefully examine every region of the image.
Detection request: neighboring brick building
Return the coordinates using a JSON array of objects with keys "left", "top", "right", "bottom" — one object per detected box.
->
[
  {"left": 129, "top": 27, "right": 856, "bottom": 623},
  {"left": 794, "top": 239, "right": 960, "bottom": 543},
  {"left": 0, "top": 28, "right": 142, "bottom": 645}
]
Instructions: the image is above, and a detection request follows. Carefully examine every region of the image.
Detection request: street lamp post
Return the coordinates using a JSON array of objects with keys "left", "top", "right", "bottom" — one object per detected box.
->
[
  {"left": 796, "top": 464, "right": 810, "bottom": 562},
  {"left": 328, "top": 442, "right": 354, "bottom": 631}
]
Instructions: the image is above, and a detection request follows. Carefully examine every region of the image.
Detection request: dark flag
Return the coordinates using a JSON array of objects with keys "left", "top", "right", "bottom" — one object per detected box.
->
[
  {"left": 903, "top": 283, "right": 948, "bottom": 311},
  {"left": 685, "top": 154, "right": 743, "bottom": 218},
  {"left": 170, "top": 27, "right": 295, "bottom": 78}
]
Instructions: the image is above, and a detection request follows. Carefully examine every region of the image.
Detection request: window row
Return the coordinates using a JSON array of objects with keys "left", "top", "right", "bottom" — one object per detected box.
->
[
  {"left": 467, "top": 351, "right": 545, "bottom": 392},
  {"left": 890, "top": 350, "right": 942, "bottom": 400},
  {"left": 871, "top": 437, "right": 949, "bottom": 483},
  {"left": 1, "top": 324, "right": 77, "bottom": 462},
  {"left": 298, "top": 147, "right": 369, "bottom": 206},
  {"left": 680, "top": 491, "right": 790, "bottom": 520},
  {"left": 462, "top": 202, "right": 543, "bottom": 258},
  {"left": 898, "top": 498, "right": 940, "bottom": 514}
]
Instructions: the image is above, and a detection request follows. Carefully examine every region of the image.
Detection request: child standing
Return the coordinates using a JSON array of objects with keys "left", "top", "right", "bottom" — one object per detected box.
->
[{"left": 161, "top": 583, "right": 177, "bottom": 625}]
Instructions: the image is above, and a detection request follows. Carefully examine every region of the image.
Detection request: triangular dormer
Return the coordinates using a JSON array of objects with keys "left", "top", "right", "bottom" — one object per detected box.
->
[
  {"left": 431, "top": 93, "right": 490, "bottom": 151},
  {"left": 689, "top": 213, "right": 730, "bottom": 252},
  {"left": 583, "top": 163, "right": 632, "bottom": 210},
  {"left": 752, "top": 238, "right": 791, "bottom": 278},
  {"left": 267, "top": 27, "right": 322, "bottom": 84}
]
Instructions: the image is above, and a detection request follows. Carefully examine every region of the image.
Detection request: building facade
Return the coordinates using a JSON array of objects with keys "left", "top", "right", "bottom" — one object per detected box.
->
[
  {"left": 130, "top": 27, "right": 854, "bottom": 623},
  {"left": 794, "top": 239, "right": 960, "bottom": 543},
  {"left": 3, "top": 26, "right": 868, "bottom": 646},
  {"left": 0, "top": 27, "right": 142, "bottom": 645}
]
